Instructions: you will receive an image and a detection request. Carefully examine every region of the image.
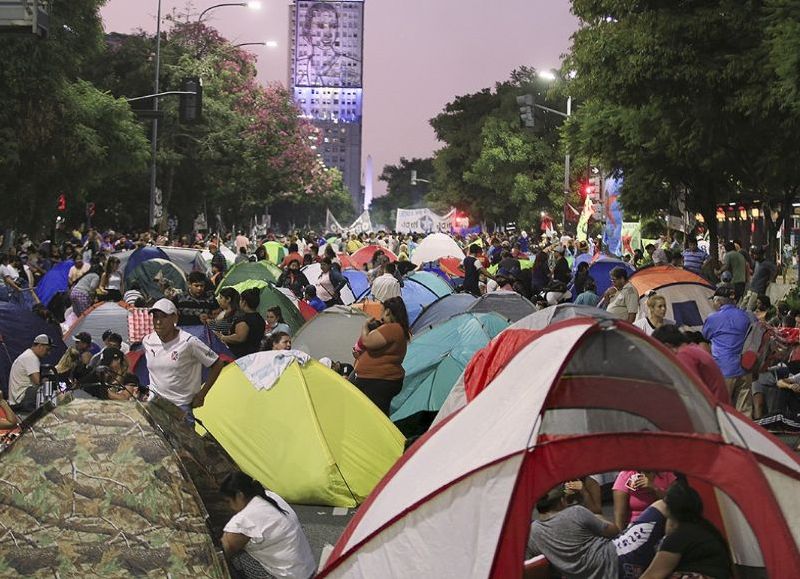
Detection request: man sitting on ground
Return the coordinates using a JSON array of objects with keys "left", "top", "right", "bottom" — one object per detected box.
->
[
  {"left": 528, "top": 482, "right": 668, "bottom": 579},
  {"left": 8, "top": 334, "right": 54, "bottom": 413}
]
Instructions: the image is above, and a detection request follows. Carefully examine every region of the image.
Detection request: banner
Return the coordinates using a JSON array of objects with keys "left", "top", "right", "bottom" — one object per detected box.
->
[
  {"left": 621, "top": 222, "right": 641, "bottom": 257},
  {"left": 326, "top": 209, "right": 372, "bottom": 235},
  {"left": 603, "top": 176, "right": 624, "bottom": 256},
  {"left": 326, "top": 209, "right": 345, "bottom": 235},
  {"left": 395, "top": 208, "right": 454, "bottom": 234}
]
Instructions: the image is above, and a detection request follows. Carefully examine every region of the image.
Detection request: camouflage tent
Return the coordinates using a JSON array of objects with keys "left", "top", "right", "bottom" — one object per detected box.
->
[{"left": 0, "top": 395, "right": 230, "bottom": 578}]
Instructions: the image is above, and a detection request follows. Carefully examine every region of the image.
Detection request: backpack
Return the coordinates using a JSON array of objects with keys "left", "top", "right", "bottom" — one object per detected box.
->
[{"left": 740, "top": 317, "right": 773, "bottom": 373}]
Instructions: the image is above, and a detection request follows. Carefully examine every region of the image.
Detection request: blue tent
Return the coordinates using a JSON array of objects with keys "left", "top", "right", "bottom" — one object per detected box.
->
[
  {"left": 399, "top": 271, "right": 454, "bottom": 325},
  {"left": 35, "top": 260, "right": 73, "bottom": 307},
  {"left": 343, "top": 270, "right": 370, "bottom": 302},
  {"left": 411, "top": 293, "right": 477, "bottom": 335},
  {"left": 587, "top": 256, "right": 635, "bottom": 299},
  {"left": 0, "top": 303, "right": 66, "bottom": 396},
  {"left": 390, "top": 312, "right": 509, "bottom": 434},
  {"left": 123, "top": 246, "right": 170, "bottom": 277}
]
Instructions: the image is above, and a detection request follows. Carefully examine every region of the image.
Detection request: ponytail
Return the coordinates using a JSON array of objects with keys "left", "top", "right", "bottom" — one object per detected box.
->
[{"left": 220, "top": 471, "right": 287, "bottom": 516}]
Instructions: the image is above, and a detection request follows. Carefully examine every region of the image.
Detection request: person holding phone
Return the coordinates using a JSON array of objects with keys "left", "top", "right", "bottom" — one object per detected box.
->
[{"left": 613, "top": 470, "right": 676, "bottom": 530}]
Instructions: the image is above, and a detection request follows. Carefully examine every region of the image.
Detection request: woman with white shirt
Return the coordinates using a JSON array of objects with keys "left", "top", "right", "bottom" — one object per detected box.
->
[
  {"left": 633, "top": 293, "right": 675, "bottom": 336},
  {"left": 221, "top": 471, "right": 315, "bottom": 579}
]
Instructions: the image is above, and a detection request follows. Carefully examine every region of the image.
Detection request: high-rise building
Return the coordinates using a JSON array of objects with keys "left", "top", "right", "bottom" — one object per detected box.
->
[{"left": 289, "top": 0, "right": 364, "bottom": 210}]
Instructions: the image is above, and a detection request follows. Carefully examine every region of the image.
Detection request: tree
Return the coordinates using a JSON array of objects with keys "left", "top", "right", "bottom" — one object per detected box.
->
[
  {"left": 564, "top": 1, "right": 800, "bottom": 257},
  {"left": 0, "top": 0, "right": 150, "bottom": 234},
  {"left": 428, "top": 68, "right": 569, "bottom": 225},
  {"left": 369, "top": 157, "right": 435, "bottom": 227}
]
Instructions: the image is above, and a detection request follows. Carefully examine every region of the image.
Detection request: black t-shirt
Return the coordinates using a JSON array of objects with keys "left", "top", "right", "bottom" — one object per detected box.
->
[
  {"left": 228, "top": 311, "right": 266, "bottom": 358},
  {"left": 659, "top": 522, "right": 730, "bottom": 578},
  {"left": 176, "top": 293, "right": 219, "bottom": 326},
  {"left": 462, "top": 256, "right": 481, "bottom": 295},
  {"left": 553, "top": 257, "right": 571, "bottom": 285}
]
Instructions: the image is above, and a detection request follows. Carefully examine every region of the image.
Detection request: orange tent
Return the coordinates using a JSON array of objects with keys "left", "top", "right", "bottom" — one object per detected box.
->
[{"left": 629, "top": 266, "right": 715, "bottom": 330}]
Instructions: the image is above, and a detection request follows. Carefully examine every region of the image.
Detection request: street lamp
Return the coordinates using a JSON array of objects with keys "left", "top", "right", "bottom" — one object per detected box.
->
[
  {"left": 537, "top": 70, "right": 572, "bottom": 232},
  {"left": 233, "top": 40, "right": 277, "bottom": 48},
  {"left": 198, "top": 1, "right": 262, "bottom": 23}
]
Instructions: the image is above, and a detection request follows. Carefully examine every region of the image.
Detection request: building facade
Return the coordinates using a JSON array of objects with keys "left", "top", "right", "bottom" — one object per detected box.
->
[{"left": 289, "top": 0, "right": 364, "bottom": 210}]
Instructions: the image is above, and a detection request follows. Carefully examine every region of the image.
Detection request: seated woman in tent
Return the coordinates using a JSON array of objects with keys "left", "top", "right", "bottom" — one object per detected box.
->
[
  {"left": 633, "top": 293, "right": 675, "bottom": 337},
  {"left": 277, "top": 259, "right": 310, "bottom": 299},
  {"left": 220, "top": 471, "right": 316, "bottom": 579},
  {"left": 351, "top": 296, "right": 410, "bottom": 416},
  {"left": 216, "top": 288, "right": 266, "bottom": 359},
  {"left": 614, "top": 470, "right": 676, "bottom": 531},
  {"left": 640, "top": 483, "right": 731, "bottom": 579},
  {"left": 265, "top": 306, "right": 292, "bottom": 339}
]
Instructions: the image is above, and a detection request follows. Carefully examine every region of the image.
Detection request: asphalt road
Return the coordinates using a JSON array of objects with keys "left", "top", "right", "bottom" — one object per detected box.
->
[{"left": 293, "top": 504, "right": 356, "bottom": 571}]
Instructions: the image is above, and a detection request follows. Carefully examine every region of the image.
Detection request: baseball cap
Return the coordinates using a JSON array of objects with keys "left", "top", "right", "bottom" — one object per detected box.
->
[
  {"left": 150, "top": 298, "right": 178, "bottom": 316},
  {"left": 33, "top": 334, "right": 53, "bottom": 346},
  {"left": 74, "top": 332, "right": 92, "bottom": 344},
  {"left": 712, "top": 286, "right": 736, "bottom": 299}
]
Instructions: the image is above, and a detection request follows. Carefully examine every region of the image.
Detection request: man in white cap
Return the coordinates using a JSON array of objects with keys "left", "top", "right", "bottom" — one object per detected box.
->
[
  {"left": 8, "top": 334, "right": 54, "bottom": 412},
  {"left": 142, "top": 298, "right": 224, "bottom": 417}
]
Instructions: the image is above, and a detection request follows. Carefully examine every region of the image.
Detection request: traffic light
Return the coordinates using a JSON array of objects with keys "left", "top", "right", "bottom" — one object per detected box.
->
[
  {"left": 179, "top": 77, "right": 203, "bottom": 123},
  {"left": 516, "top": 94, "right": 535, "bottom": 128},
  {"left": 410, "top": 170, "right": 418, "bottom": 186},
  {"left": 57, "top": 194, "right": 66, "bottom": 212}
]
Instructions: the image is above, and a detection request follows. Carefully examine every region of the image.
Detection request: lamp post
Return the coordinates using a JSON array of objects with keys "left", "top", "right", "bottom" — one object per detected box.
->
[
  {"left": 148, "top": 0, "right": 163, "bottom": 231},
  {"left": 198, "top": 1, "right": 262, "bottom": 23},
  {"left": 538, "top": 70, "right": 572, "bottom": 233}
]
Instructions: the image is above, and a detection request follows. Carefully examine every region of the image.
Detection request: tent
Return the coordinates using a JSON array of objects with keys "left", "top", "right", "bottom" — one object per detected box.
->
[
  {"left": 302, "top": 263, "right": 358, "bottom": 305},
  {"left": 0, "top": 303, "right": 66, "bottom": 396},
  {"left": 292, "top": 306, "right": 369, "bottom": 364},
  {"left": 466, "top": 290, "right": 536, "bottom": 323},
  {"left": 34, "top": 260, "right": 73, "bottom": 307},
  {"left": 510, "top": 302, "right": 618, "bottom": 330},
  {"left": 194, "top": 353, "right": 405, "bottom": 507},
  {"left": 400, "top": 271, "right": 454, "bottom": 325},
  {"left": 630, "top": 265, "right": 715, "bottom": 330},
  {"left": 125, "top": 258, "right": 187, "bottom": 300},
  {"left": 349, "top": 245, "right": 397, "bottom": 269},
  {"left": 390, "top": 312, "right": 510, "bottom": 434},
  {"left": 587, "top": 255, "right": 635, "bottom": 298},
  {"left": 0, "top": 395, "right": 229, "bottom": 577},
  {"left": 121, "top": 245, "right": 170, "bottom": 277},
  {"left": 410, "top": 293, "right": 477, "bottom": 335},
  {"left": 437, "top": 257, "right": 464, "bottom": 279},
  {"left": 411, "top": 233, "right": 465, "bottom": 265},
  {"left": 218, "top": 260, "right": 281, "bottom": 289},
  {"left": 228, "top": 280, "right": 305, "bottom": 333},
  {"left": 263, "top": 240, "right": 287, "bottom": 264},
  {"left": 343, "top": 270, "right": 371, "bottom": 302},
  {"left": 62, "top": 301, "right": 132, "bottom": 345},
  {"left": 201, "top": 244, "right": 237, "bottom": 268},
  {"left": 319, "top": 319, "right": 800, "bottom": 578},
  {"left": 157, "top": 246, "right": 209, "bottom": 275}
]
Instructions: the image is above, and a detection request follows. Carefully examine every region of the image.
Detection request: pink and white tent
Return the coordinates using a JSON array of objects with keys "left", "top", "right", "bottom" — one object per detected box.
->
[{"left": 319, "top": 319, "right": 800, "bottom": 578}]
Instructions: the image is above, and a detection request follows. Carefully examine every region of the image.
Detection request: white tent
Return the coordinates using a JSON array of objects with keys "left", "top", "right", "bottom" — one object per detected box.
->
[{"left": 411, "top": 233, "right": 465, "bottom": 266}]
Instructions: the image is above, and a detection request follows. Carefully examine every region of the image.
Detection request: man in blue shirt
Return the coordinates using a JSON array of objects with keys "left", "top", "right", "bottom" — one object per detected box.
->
[
  {"left": 702, "top": 286, "right": 753, "bottom": 415},
  {"left": 682, "top": 237, "right": 707, "bottom": 275}
]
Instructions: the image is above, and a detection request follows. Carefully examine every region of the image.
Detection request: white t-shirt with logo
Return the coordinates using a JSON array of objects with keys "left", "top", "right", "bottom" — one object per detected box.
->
[
  {"left": 142, "top": 329, "right": 219, "bottom": 406},
  {"left": 9, "top": 348, "right": 40, "bottom": 404},
  {"left": 224, "top": 493, "right": 316, "bottom": 579}
]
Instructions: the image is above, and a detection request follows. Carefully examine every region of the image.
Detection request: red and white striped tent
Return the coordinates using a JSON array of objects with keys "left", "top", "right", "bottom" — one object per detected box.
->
[{"left": 319, "top": 319, "right": 800, "bottom": 578}]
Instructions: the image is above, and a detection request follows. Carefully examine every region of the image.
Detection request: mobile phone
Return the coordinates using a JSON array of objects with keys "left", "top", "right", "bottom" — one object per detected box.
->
[{"left": 626, "top": 473, "right": 643, "bottom": 491}]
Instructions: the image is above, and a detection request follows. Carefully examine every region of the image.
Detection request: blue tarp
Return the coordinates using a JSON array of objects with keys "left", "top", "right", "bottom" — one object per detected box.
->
[
  {"left": 343, "top": 270, "right": 370, "bottom": 302},
  {"left": 587, "top": 256, "right": 635, "bottom": 299},
  {"left": 399, "top": 272, "right": 454, "bottom": 325},
  {"left": 123, "top": 246, "right": 170, "bottom": 277},
  {"left": 35, "top": 260, "right": 73, "bottom": 307},
  {"left": 0, "top": 303, "right": 66, "bottom": 396},
  {"left": 411, "top": 293, "right": 477, "bottom": 335}
]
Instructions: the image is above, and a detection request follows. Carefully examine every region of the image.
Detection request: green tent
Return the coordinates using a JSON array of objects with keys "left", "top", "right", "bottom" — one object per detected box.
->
[
  {"left": 229, "top": 280, "right": 305, "bottom": 333},
  {"left": 263, "top": 241, "right": 287, "bottom": 265},
  {"left": 218, "top": 260, "right": 281, "bottom": 289},
  {"left": 390, "top": 312, "right": 510, "bottom": 435},
  {"left": 126, "top": 257, "right": 187, "bottom": 300},
  {"left": 0, "top": 396, "right": 229, "bottom": 577}
]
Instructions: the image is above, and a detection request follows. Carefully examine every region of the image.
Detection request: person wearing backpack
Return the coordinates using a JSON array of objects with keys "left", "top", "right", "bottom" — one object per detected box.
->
[{"left": 702, "top": 286, "right": 753, "bottom": 415}]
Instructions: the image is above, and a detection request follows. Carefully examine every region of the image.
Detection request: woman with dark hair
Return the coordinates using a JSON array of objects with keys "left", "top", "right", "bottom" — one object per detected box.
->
[
  {"left": 209, "top": 286, "right": 240, "bottom": 334},
  {"left": 352, "top": 296, "right": 410, "bottom": 416},
  {"left": 220, "top": 471, "right": 315, "bottom": 579},
  {"left": 269, "top": 331, "right": 292, "bottom": 351},
  {"left": 277, "top": 260, "right": 310, "bottom": 299},
  {"left": 530, "top": 250, "right": 552, "bottom": 296},
  {"left": 216, "top": 288, "right": 266, "bottom": 359},
  {"left": 70, "top": 263, "right": 102, "bottom": 316},
  {"left": 265, "top": 306, "right": 292, "bottom": 337},
  {"left": 98, "top": 256, "right": 123, "bottom": 301},
  {"left": 641, "top": 483, "right": 731, "bottom": 579}
]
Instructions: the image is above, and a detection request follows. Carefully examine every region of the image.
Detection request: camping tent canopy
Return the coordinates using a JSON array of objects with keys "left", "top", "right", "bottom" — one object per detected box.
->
[
  {"left": 218, "top": 260, "right": 281, "bottom": 289},
  {"left": 411, "top": 233, "right": 465, "bottom": 265},
  {"left": 302, "top": 263, "right": 358, "bottom": 305},
  {"left": 630, "top": 265, "right": 715, "bottom": 330},
  {"left": 349, "top": 245, "right": 397, "bottom": 269},
  {"left": 466, "top": 290, "right": 536, "bottom": 323},
  {"left": 126, "top": 258, "right": 187, "bottom": 301},
  {"left": 411, "top": 293, "right": 477, "bottom": 335},
  {"left": 399, "top": 271, "right": 454, "bottom": 325},
  {"left": 587, "top": 255, "right": 635, "bottom": 298},
  {"left": 292, "top": 306, "right": 369, "bottom": 364},
  {"left": 391, "top": 312, "right": 510, "bottom": 429},
  {"left": 0, "top": 396, "right": 228, "bottom": 577},
  {"left": 35, "top": 260, "right": 73, "bottom": 307},
  {"left": 62, "top": 301, "right": 132, "bottom": 345},
  {"left": 229, "top": 280, "right": 305, "bottom": 333},
  {"left": 510, "top": 303, "right": 618, "bottom": 330},
  {"left": 194, "top": 353, "right": 405, "bottom": 507},
  {"left": 320, "top": 319, "right": 800, "bottom": 578}
]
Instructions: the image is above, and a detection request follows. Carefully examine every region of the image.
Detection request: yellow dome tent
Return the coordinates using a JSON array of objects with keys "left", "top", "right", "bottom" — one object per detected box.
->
[{"left": 194, "top": 352, "right": 405, "bottom": 507}]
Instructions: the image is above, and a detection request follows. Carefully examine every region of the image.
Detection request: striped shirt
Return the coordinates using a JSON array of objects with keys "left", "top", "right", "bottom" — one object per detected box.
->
[{"left": 682, "top": 249, "right": 707, "bottom": 274}]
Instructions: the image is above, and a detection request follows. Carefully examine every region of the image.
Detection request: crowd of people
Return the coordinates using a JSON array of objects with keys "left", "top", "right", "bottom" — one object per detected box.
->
[{"left": 0, "top": 223, "right": 796, "bottom": 578}]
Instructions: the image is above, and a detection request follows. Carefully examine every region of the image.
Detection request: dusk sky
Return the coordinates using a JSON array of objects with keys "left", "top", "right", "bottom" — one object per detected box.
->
[{"left": 100, "top": 1, "right": 578, "bottom": 198}]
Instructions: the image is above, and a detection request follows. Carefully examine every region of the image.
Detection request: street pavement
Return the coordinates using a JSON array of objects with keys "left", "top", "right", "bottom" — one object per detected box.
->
[{"left": 294, "top": 504, "right": 356, "bottom": 571}]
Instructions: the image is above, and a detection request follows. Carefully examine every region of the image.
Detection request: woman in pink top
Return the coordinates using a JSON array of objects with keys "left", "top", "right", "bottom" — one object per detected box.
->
[{"left": 613, "top": 470, "right": 676, "bottom": 530}]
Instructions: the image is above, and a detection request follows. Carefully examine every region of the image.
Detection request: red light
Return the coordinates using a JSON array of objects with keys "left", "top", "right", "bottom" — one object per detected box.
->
[
  {"left": 584, "top": 185, "right": 594, "bottom": 196},
  {"left": 57, "top": 194, "right": 66, "bottom": 212}
]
